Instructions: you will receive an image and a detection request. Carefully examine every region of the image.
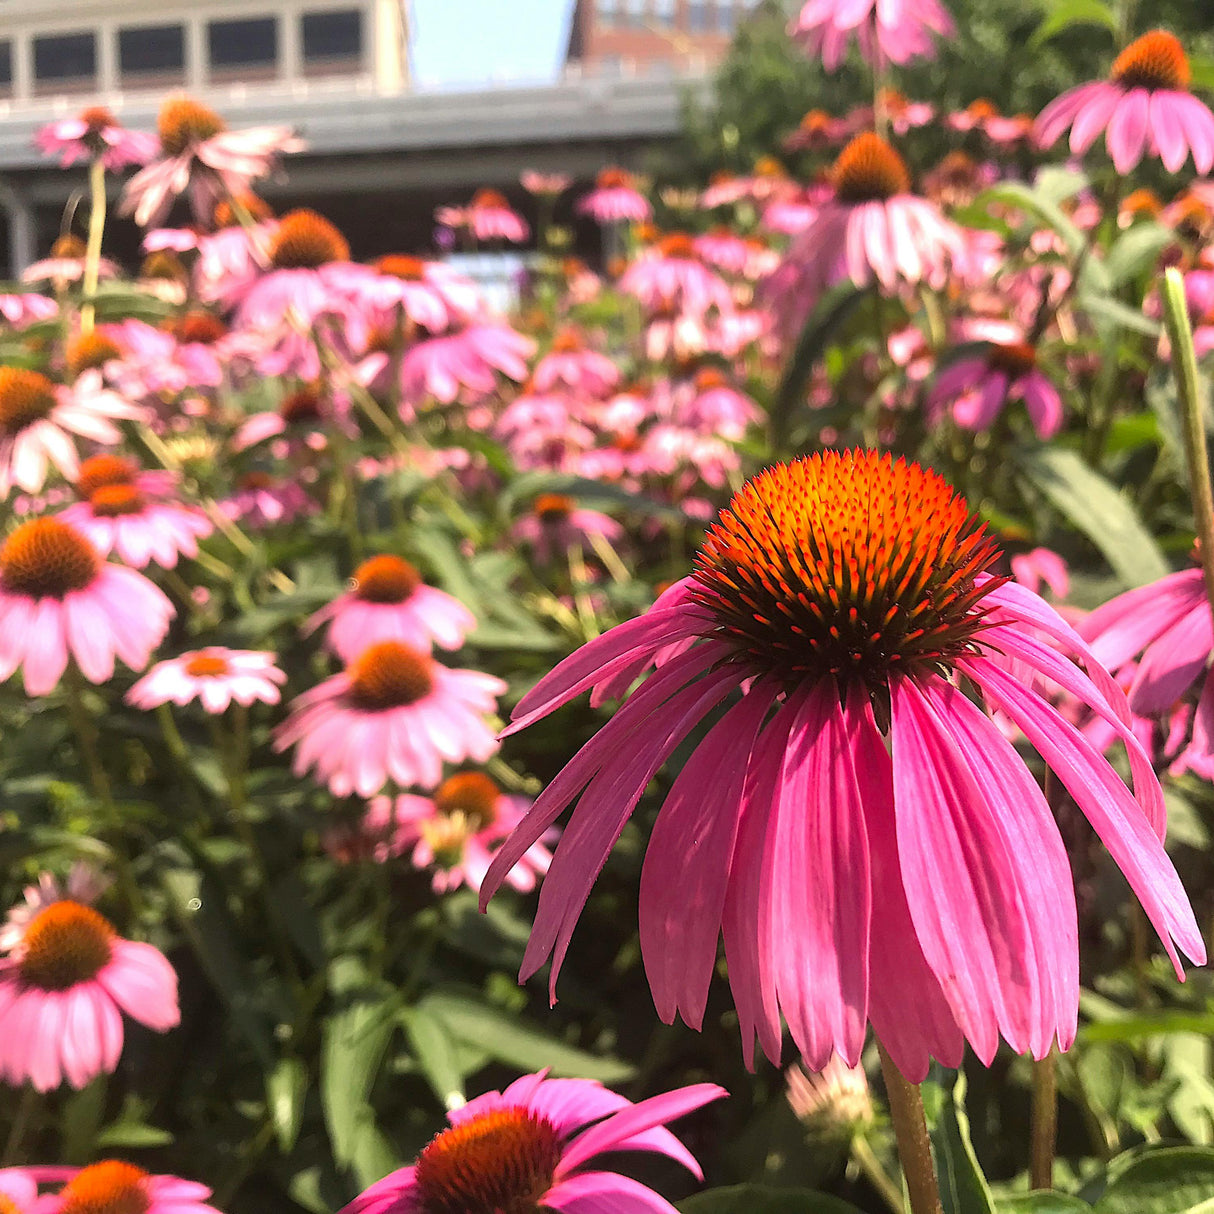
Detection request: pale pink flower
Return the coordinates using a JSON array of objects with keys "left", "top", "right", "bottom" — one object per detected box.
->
[
  {"left": 339, "top": 1072, "right": 724, "bottom": 1214},
  {"left": 22, "top": 234, "right": 119, "bottom": 288},
  {"left": 0, "top": 294, "right": 58, "bottom": 327},
  {"left": 481, "top": 452, "right": 1201, "bottom": 1080},
  {"left": 464, "top": 189, "right": 531, "bottom": 243},
  {"left": 577, "top": 167, "right": 651, "bottom": 224},
  {"left": 306, "top": 553, "right": 477, "bottom": 662},
  {"left": 671, "top": 368, "right": 761, "bottom": 440},
  {"left": 1011, "top": 548, "right": 1070, "bottom": 602},
  {"left": 0, "top": 368, "right": 146, "bottom": 499},
  {"left": 42, "top": 1163, "right": 219, "bottom": 1214},
  {"left": 514, "top": 494, "right": 624, "bottom": 563},
  {"left": 35, "top": 106, "right": 156, "bottom": 170},
  {"left": 929, "top": 341, "right": 1064, "bottom": 439},
  {"left": 0, "top": 517, "right": 174, "bottom": 695},
  {"left": 791, "top": 0, "right": 954, "bottom": 70},
  {"left": 0, "top": 878, "right": 178, "bottom": 1090},
  {"left": 1035, "top": 30, "right": 1214, "bottom": 175},
  {"left": 619, "top": 234, "right": 733, "bottom": 318},
  {"left": 127, "top": 648, "right": 285, "bottom": 713},
  {"left": 60, "top": 483, "right": 212, "bottom": 570},
  {"left": 784, "top": 108, "right": 860, "bottom": 152},
  {"left": 274, "top": 641, "right": 505, "bottom": 796},
  {"left": 218, "top": 473, "right": 316, "bottom": 529},
  {"left": 533, "top": 329, "right": 620, "bottom": 396},
  {"left": 399, "top": 323, "right": 534, "bottom": 406},
  {"left": 522, "top": 170, "right": 571, "bottom": 196},
  {"left": 364, "top": 254, "right": 479, "bottom": 332}
]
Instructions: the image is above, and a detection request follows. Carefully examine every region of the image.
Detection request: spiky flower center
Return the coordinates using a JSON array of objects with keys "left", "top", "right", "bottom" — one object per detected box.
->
[
  {"left": 472, "top": 189, "right": 510, "bottom": 210},
  {"left": 1, "top": 518, "right": 100, "bottom": 598},
  {"left": 52, "top": 234, "right": 87, "bottom": 259},
  {"left": 596, "top": 167, "right": 634, "bottom": 190},
  {"left": 346, "top": 641, "right": 434, "bottom": 711},
  {"left": 184, "top": 652, "right": 230, "bottom": 678},
  {"left": 1122, "top": 188, "right": 1164, "bottom": 217},
  {"left": 58, "top": 1162, "right": 150, "bottom": 1214},
  {"left": 657, "top": 233, "right": 697, "bottom": 260},
  {"left": 269, "top": 210, "right": 350, "bottom": 269},
  {"left": 66, "top": 332, "right": 121, "bottom": 377},
  {"left": 89, "top": 484, "right": 146, "bottom": 517},
  {"left": 169, "top": 311, "right": 227, "bottom": 345},
  {"left": 376, "top": 254, "right": 427, "bottom": 281},
  {"left": 694, "top": 366, "right": 728, "bottom": 391},
  {"left": 434, "top": 772, "right": 499, "bottom": 830},
  {"left": 533, "top": 493, "right": 574, "bottom": 523},
  {"left": 1111, "top": 29, "right": 1189, "bottom": 91},
  {"left": 415, "top": 1108, "right": 562, "bottom": 1214},
  {"left": 352, "top": 554, "right": 422, "bottom": 603},
  {"left": 965, "top": 98, "right": 998, "bottom": 121},
  {"left": 987, "top": 341, "right": 1037, "bottom": 376},
  {"left": 77, "top": 455, "right": 137, "bottom": 498},
  {"left": 20, "top": 900, "right": 114, "bottom": 990},
  {"left": 0, "top": 368, "right": 57, "bottom": 434},
  {"left": 279, "top": 385, "right": 324, "bottom": 424},
  {"left": 79, "top": 106, "right": 116, "bottom": 133},
  {"left": 158, "top": 97, "right": 226, "bottom": 155},
  {"left": 549, "top": 328, "right": 583, "bottom": 353},
  {"left": 832, "top": 133, "right": 912, "bottom": 204},
  {"left": 692, "top": 451, "right": 1002, "bottom": 708},
  {"left": 140, "top": 251, "right": 188, "bottom": 283}
]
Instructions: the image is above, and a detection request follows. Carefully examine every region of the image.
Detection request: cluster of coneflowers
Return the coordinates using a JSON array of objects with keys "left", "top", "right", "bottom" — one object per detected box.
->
[{"left": 0, "top": 0, "right": 1214, "bottom": 1209}]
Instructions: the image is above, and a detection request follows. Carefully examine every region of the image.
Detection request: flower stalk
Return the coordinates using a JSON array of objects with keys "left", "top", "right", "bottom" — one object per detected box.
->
[
  {"left": 878, "top": 1042, "right": 942, "bottom": 1214},
  {"left": 81, "top": 157, "right": 107, "bottom": 335},
  {"left": 1030, "top": 1046, "right": 1058, "bottom": 1189}
]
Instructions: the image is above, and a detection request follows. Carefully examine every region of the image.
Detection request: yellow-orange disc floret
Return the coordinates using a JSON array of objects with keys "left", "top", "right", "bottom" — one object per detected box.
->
[
  {"left": 0, "top": 368, "right": 57, "bottom": 436},
  {"left": 434, "top": 771, "right": 500, "bottom": 830},
  {"left": 157, "top": 96, "right": 226, "bottom": 155},
  {"left": 692, "top": 450, "right": 1003, "bottom": 697},
  {"left": 1111, "top": 29, "right": 1190, "bottom": 92},
  {"left": 76, "top": 454, "right": 137, "bottom": 498},
  {"left": 20, "top": 901, "right": 114, "bottom": 990},
  {"left": 89, "top": 484, "right": 146, "bottom": 518},
  {"left": 346, "top": 641, "right": 434, "bottom": 710},
  {"left": 51, "top": 234, "right": 87, "bottom": 260},
  {"left": 184, "top": 652, "right": 230, "bottom": 678},
  {"left": 831, "top": 133, "right": 912, "bottom": 204},
  {"left": 0, "top": 518, "right": 101, "bottom": 599},
  {"left": 66, "top": 331, "right": 121, "bottom": 377},
  {"left": 58, "top": 1162, "right": 150, "bottom": 1214},
  {"left": 533, "top": 493, "right": 575, "bottom": 523},
  {"left": 414, "top": 1108, "right": 562, "bottom": 1214},
  {"left": 269, "top": 210, "right": 350, "bottom": 269},
  {"left": 352, "top": 554, "right": 422, "bottom": 603}
]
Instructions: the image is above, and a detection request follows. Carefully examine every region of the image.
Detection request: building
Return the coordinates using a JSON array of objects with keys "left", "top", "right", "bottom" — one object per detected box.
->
[{"left": 565, "top": 0, "right": 762, "bottom": 75}]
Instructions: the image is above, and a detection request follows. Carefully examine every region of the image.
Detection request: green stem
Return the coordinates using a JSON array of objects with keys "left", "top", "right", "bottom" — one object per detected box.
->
[
  {"left": 1030, "top": 1046, "right": 1059, "bottom": 1190},
  {"left": 878, "top": 1041, "right": 942, "bottom": 1214},
  {"left": 2, "top": 1087, "right": 37, "bottom": 1165},
  {"left": 64, "top": 663, "right": 113, "bottom": 811},
  {"left": 852, "top": 1133, "right": 906, "bottom": 1214},
  {"left": 80, "top": 157, "right": 106, "bottom": 334},
  {"left": 1162, "top": 267, "right": 1214, "bottom": 622}
]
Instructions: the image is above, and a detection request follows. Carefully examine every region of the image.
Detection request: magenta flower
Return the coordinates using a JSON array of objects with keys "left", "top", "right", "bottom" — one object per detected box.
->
[
  {"left": 339, "top": 1071, "right": 724, "bottom": 1214},
  {"left": 533, "top": 329, "right": 620, "bottom": 397},
  {"left": 35, "top": 106, "right": 156, "bottom": 171},
  {"left": 127, "top": 648, "right": 285, "bottom": 714},
  {"left": 513, "top": 494, "right": 624, "bottom": 564},
  {"left": 0, "top": 368, "right": 146, "bottom": 499},
  {"left": 0, "top": 518, "right": 174, "bottom": 696},
  {"left": 399, "top": 324, "right": 534, "bottom": 407},
  {"left": 305, "top": 554, "right": 477, "bottom": 662},
  {"left": 791, "top": 0, "right": 954, "bottom": 70},
  {"left": 577, "top": 167, "right": 651, "bottom": 225},
  {"left": 120, "top": 96, "right": 303, "bottom": 227},
  {"left": 219, "top": 473, "right": 316, "bottom": 530},
  {"left": 274, "top": 641, "right": 505, "bottom": 796},
  {"left": 0, "top": 877, "right": 178, "bottom": 1090},
  {"left": 59, "top": 484, "right": 212, "bottom": 570},
  {"left": 1036, "top": 30, "right": 1214, "bottom": 174},
  {"left": 42, "top": 1162, "right": 219, "bottom": 1214},
  {"left": 928, "top": 341, "right": 1064, "bottom": 439},
  {"left": 366, "top": 255, "right": 479, "bottom": 333},
  {"left": 619, "top": 235, "right": 734, "bottom": 319},
  {"left": 481, "top": 451, "right": 1203, "bottom": 1080},
  {"left": 465, "top": 189, "right": 531, "bottom": 244}
]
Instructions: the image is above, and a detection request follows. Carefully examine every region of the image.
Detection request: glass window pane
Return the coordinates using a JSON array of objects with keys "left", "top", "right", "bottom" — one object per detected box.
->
[
  {"left": 625, "top": 0, "right": 645, "bottom": 28},
  {"left": 0, "top": 41, "right": 12, "bottom": 90},
  {"left": 33, "top": 32, "right": 96, "bottom": 84},
  {"left": 301, "top": 9, "right": 363, "bottom": 61},
  {"left": 119, "top": 25, "right": 185, "bottom": 79},
  {"left": 654, "top": 0, "right": 675, "bottom": 26},
  {"left": 208, "top": 17, "right": 278, "bottom": 70},
  {"left": 599, "top": 0, "right": 619, "bottom": 28}
]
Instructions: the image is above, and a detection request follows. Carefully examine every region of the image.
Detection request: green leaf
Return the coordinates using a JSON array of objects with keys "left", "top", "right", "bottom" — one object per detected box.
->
[
  {"left": 1078, "top": 293, "right": 1162, "bottom": 339},
  {"left": 679, "top": 1185, "right": 867, "bottom": 1214},
  {"left": 1094, "top": 1146, "right": 1214, "bottom": 1213},
  {"left": 996, "top": 1195, "right": 1091, "bottom": 1213},
  {"left": 1016, "top": 447, "right": 1169, "bottom": 587},
  {"left": 415, "top": 991, "right": 634, "bottom": 1084},
  {"left": 401, "top": 1005, "right": 466, "bottom": 1109},
  {"left": 95, "top": 1122, "right": 175, "bottom": 1148},
  {"left": 321, "top": 993, "right": 399, "bottom": 1167},
  {"left": 979, "top": 181, "right": 1085, "bottom": 258},
  {"left": 267, "top": 1058, "right": 308, "bottom": 1154},
  {"left": 924, "top": 1073, "right": 996, "bottom": 1214},
  {"left": 1103, "top": 224, "right": 1173, "bottom": 288},
  {"left": 1029, "top": 0, "right": 1116, "bottom": 47}
]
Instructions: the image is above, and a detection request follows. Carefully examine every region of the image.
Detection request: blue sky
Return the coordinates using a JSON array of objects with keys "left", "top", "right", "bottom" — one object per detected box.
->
[{"left": 410, "top": 0, "right": 573, "bottom": 88}]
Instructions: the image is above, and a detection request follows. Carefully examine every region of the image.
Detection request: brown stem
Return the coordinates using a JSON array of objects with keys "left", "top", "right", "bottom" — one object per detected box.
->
[
  {"left": 1030, "top": 1046, "right": 1059, "bottom": 1189},
  {"left": 878, "top": 1041, "right": 942, "bottom": 1214}
]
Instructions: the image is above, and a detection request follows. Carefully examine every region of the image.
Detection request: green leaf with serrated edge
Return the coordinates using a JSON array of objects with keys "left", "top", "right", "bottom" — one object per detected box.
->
[
  {"left": 267, "top": 1058, "right": 308, "bottom": 1154},
  {"left": 678, "top": 1185, "right": 867, "bottom": 1214},
  {"left": 1093, "top": 1146, "right": 1214, "bottom": 1213},
  {"left": 924, "top": 1073, "right": 996, "bottom": 1214},
  {"left": 1016, "top": 446, "right": 1169, "bottom": 587}
]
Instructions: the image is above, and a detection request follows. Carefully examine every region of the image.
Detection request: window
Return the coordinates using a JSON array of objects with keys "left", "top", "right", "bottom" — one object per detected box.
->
[
  {"left": 33, "top": 32, "right": 96, "bottom": 93},
  {"left": 207, "top": 16, "right": 278, "bottom": 79},
  {"left": 0, "top": 41, "right": 11, "bottom": 96},
  {"left": 118, "top": 24, "right": 185, "bottom": 85},
  {"left": 717, "top": 1, "right": 736, "bottom": 32},
  {"left": 687, "top": 1, "right": 711, "bottom": 32},
  {"left": 653, "top": 0, "right": 675, "bottom": 27},
  {"left": 598, "top": 0, "right": 619, "bottom": 28},
  {"left": 301, "top": 9, "right": 363, "bottom": 72},
  {"left": 625, "top": 0, "right": 645, "bottom": 28}
]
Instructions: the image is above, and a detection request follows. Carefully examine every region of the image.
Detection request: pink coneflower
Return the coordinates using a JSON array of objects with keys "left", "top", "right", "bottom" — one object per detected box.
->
[
  {"left": 533, "top": 328, "right": 620, "bottom": 396},
  {"left": 791, "top": 0, "right": 954, "bottom": 70},
  {"left": 274, "top": 641, "right": 504, "bottom": 796},
  {"left": 619, "top": 234, "right": 733, "bottom": 319},
  {"left": 43, "top": 1162, "right": 219, "bottom": 1214},
  {"left": 0, "top": 368, "right": 145, "bottom": 499},
  {"left": 0, "top": 877, "right": 178, "bottom": 1090},
  {"left": 0, "top": 294, "right": 57, "bottom": 327},
  {"left": 306, "top": 554, "right": 477, "bottom": 662},
  {"left": 60, "top": 478, "right": 213, "bottom": 570},
  {"left": 0, "top": 517, "right": 174, "bottom": 695},
  {"left": 127, "top": 648, "right": 285, "bottom": 713},
  {"left": 35, "top": 105, "right": 156, "bottom": 170},
  {"left": 339, "top": 1071, "right": 724, "bottom": 1214},
  {"left": 22, "top": 235, "right": 119, "bottom": 288},
  {"left": 120, "top": 96, "right": 303, "bottom": 227},
  {"left": 1036, "top": 30, "right": 1214, "bottom": 174},
  {"left": 399, "top": 323, "right": 534, "bottom": 407},
  {"left": 465, "top": 189, "right": 531, "bottom": 244},
  {"left": 784, "top": 108, "right": 858, "bottom": 152},
  {"left": 1011, "top": 548, "right": 1070, "bottom": 602},
  {"left": 481, "top": 450, "right": 1203, "bottom": 1080},
  {"left": 522, "top": 170, "right": 571, "bottom": 197},
  {"left": 928, "top": 340, "right": 1064, "bottom": 439},
  {"left": 672, "top": 367, "right": 761, "bottom": 440},
  {"left": 381, "top": 771, "right": 554, "bottom": 894},
  {"left": 513, "top": 494, "right": 624, "bottom": 563},
  {"left": 366, "top": 254, "right": 479, "bottom": 332},
  {"left": 577, "top": 167, "right": 651, "bottom": 225},
  {"left": 769, "top": 134, "right": 964, "bottom": 333},
  {"left": 219, "top": 472, "right": 316, "bottom": 529}
]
